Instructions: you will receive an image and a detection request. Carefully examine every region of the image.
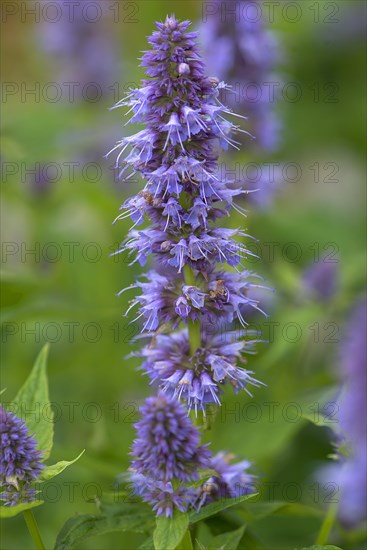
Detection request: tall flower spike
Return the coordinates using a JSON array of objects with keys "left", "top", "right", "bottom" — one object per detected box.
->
[
  {"left": 110, "top": 15, "right": 265, "bottom": 413},
  {"left": 0, "top": 406, "right": 44, "bottom": 506},
  {"left": 130, "top": 392, "right": 211, "bottom": 517}
]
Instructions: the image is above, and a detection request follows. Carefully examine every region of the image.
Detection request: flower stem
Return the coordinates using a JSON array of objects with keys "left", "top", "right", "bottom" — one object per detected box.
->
[
  {"left": 315, "top": 500, "right": 338, "bottom": 545},
  {"left": 183, "top": 265, "right": 201, "bottom": 354},
  {"left": 23, "top": 509, "right": 45, "bottom": 550}
]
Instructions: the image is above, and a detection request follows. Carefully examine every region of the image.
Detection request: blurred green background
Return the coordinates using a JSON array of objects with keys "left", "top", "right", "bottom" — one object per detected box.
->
[{"left": 1, "top": 0, "right": 366, "bottom": 548}]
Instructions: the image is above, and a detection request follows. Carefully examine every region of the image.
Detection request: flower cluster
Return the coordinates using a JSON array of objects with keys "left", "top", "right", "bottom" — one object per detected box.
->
[
  {"left": 0, "top": 407, "right": 44, "bottom": 506},
  {"left": 200, "top": 0, "right": 282, "bottom": 152},
  {"left": 139, "top": 330, "right": 263, "bottom": 414},
  {"left": 130, "top": 394, "right": 256, "bottom": 517},
  {"left": 111, "top": 15, "right": 261, "bottom": 517}
]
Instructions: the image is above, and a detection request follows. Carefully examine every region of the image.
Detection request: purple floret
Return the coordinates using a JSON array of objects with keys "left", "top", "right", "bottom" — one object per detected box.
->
[{"left": 129, "top": 473, "right": 195, "bottom": 517}]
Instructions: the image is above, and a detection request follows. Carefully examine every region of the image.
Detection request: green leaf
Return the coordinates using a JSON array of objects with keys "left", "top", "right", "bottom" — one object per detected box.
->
[
  {"left": 239, "top": 501, "right": 322, "bottom": 524},
  {"left": 0, "top": 500, "right": 43, "bottom": 518},
  {"left": 14, "top": 344, "right": 54, "bottom": 459},
  {"left": 38, "top": 451, "right": 85, "bottom": 482},
  {"left": 176, "top": 530, "right": 194, "bottom": 550},
  {"left": 196, "top": 524, "right": 258, "bottom": 550},
  {"left": 153, "top": 509, "right": 189, "bottom": 550},
  {"left": 190, "top": 493, "right": 257, "bottom": 524},
  {"left": 54, "top": 510, "right": 154, "bottom": 550},
  {"left": 209, "top": 526, "right": 246, "bottom": 550},
  {"left": 300, "top": 546, "right": 343, "bottom": 550},
  {"left": 237, "top": 530, "right": 264, "bottom": 550}
]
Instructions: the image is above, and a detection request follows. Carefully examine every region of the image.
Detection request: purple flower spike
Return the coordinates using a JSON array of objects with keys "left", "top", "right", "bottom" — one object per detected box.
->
[{"left": 0, "top": 407, "right": 44, "bottom": 506}]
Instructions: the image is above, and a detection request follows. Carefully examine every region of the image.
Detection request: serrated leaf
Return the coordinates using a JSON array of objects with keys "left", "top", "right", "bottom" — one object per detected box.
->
[
  {"left": 14, "top": 344, "right": 53, "bottom": 459},
  {"left": 153, "top": 509, "right": 189, "bottom": 550},
  {"left": 190, "top": 493, "right": 257, "bottom": 524},
  {"left": 38, "top": 451, "right": 84, "bottom": 482},
  {"left": 0, "top": 500, "right": 43, "bottom": 518},
  {"left": 54, "top": 510, "right": 154, "bottom": 550}
]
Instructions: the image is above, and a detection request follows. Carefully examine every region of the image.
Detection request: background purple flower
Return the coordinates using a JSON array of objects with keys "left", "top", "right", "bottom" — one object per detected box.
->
[
  {"left": 302, "top": 257, "right": 339, "bottom": 302},
  {"left": 199, "top": 0, "right": 282, "bottom": 152},
  {"left": 336, "top": 297, "right": 367, "bottom": 525},
  {"left": 40, "top": 0, "right": 118, "bottom": 102}
]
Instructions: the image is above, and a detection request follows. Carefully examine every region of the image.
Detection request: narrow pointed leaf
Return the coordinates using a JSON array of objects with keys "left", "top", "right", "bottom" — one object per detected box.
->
[
  {"left": 14, "top": 344, "right": 54, "bottom": 459},
  {"left": 38, "top": 451, "right": 85, "bottom": 482}
]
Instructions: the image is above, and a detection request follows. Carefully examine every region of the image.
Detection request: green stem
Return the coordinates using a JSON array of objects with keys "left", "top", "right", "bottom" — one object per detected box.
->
[
  {"left": 176, "top": 528, "right": 194, "bottom": 550},
  {"left": 316, "top": 500, "right": 338, "bottom": 545},
  {"left": 23, "top": 509, "right": 46, "bottom": 550},
  {"left": 187, "top": 318, "right": 201, "bottom": 356},
  {"left": 183, "top": 265, "right": 201, "bottom": 355}
]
